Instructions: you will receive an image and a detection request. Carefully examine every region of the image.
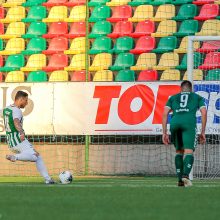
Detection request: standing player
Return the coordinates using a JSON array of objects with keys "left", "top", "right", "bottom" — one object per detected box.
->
[
  {"left": 162, "top": 81, "right": 207, "bottom": 187},
  {"left": 2, "top": 91, "right": 54, "bottom": 184}
]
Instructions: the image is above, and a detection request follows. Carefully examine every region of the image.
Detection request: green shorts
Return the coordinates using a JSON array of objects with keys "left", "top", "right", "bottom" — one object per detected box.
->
[{"left": 170, "top": 123, "right": 197, "bottom": 151}]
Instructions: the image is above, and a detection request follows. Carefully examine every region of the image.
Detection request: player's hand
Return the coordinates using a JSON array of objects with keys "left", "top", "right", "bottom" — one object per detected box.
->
[
  {"left": 20, "top": 133, "right": 25, "bottom": 142},
  {"left": 199, "top": 132, "right": 206, "bottom": 144},
  {"left": 162, "top": 133, "right": 170, "bottom": 145}
]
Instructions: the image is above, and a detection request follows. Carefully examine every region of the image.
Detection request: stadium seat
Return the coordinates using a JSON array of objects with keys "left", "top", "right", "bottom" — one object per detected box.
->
[
  {"left": 110, "top": 53, "right": 134, "bottom": 71},
  {"left": 151, "top": 20, "right": 177, "bottom": 37},
  {"left": 196, "top": 40, "right": 220, "bottom": 53},
  {"left": 194, "top": 4, "right": 219, "bottom": 21},
  {"left": 0, "top": 71, "right": 3, "bottom": 82},
  {"left": 89, "top": 53, "right": 112, "bottom": 71},
  {"left": 64, "top": 37, "right": 86, "bottom": 54},
  {"left": 93, "top": 70, "right": 113, "bottom": 81},
  {"left": 22, "top": 37, "right": 46, "bottom": 55},
  {"left": 172, "top": 0, "right": 193, "bottom": 5},
  {"left": 128, "top": 0, "right": 150, "bottom": 6},
  {"left": 0, "top": 39, "right": 3, "bottom": 51},
  {"left": 43, "top": 6, "right": 68, "bottom": 23},
  {"left": 64, "top": 22, "right": 86, "bottom": 39},
  {"left": 0, "top": 23, "right": 4, "bottom": 35},
  {"left": 108, "top": 21, "right": 133, "bottom": 38},
  {"left": 89, "top": 21, "right": 112, "bottom": 38},
  {"left": 115, "top": 70, "right": 135, "bottom": 82},
  {"left": 42, "top": 54, "right": 68, "bottom": 72},
  {"left": 43, "top": 22, "right": 68, "bottom": 38},
  {"left": 183, "top": 69, "right": 203, "bottom": 80},
  {"left": 0, "top": 7, "right": 4, "bottom": 19},
  {"left": 0, "top": 55, "right": 3, "bottom": 67},
  {"left": 0, "top": 54, "right": 25, "bottom": 72},
  {"left": 109, "top": 36, "right": 134, "bottom": 54},
  {"left": 152, "top": 36, "right": 177, "bottom": 53},
  {"left": 172, "top": 4, "right": 197, "bottom": 21},
  {"left": 130, "top": 53, "right": 156, "bottom": 70},
  {"left": 89, "top": 0, "right": 110, "bottom": 7},
  {"left": 89, "top": 37, "right": 112, "bottom": 54},
  {"left": 174, "top": 37, "right": 200, "bottom": 53},
  {"left": 22, "top": 22, "right": 47, "bottom": 38},
  {"left": 128, "top": 5, "right": 154, "bottom": 22},
  {"left": 27, "top": 70, "right": 48, "bottom": 82},
  {"left": 107, "top": 0, "right": 131, "bottom": 6},
  {"left": 153, "top": 52, "right": 179, "bottom": 70},
  {"left": 137, "top": 70, "right": 158, "bottom": 81},
  {"left": 150, "top": 0, "right": 172, "bottom": 5},
  {"left": 205, "top": 69, "right": 220, "bottom": 80},
  {"left": 0, "top": 22, "right": 25, "bottom": 39},
  {"left": 174, "top": 20, "right": 198, "bottom": 37},
  {"left": 49, "top": 70, "right": 69, "bottom": 81},
  {"left": 198, "top": 52, "right": 220, "bottom": 70},
  {"left": 5, "top": 71, "right": 25, "bottom": 83},
  {"left": 160, "top": 69, "right": 180, "bottom": 81},
  {"left": 71, "top": 70, "right": 87, "bottom": 81},
  {"left": 89, "top": 6, "right": 111, "bottom": 22},
  {"left": 22, "top": 0, "right": 47, "bottom": 7},
  {"left": 64, "top": 0, "right": 86, "bottom": 7},
  {"left": 192, "top": 0, "right": 215, "bottom": 5},
  {"left": 2, "top": 0, "right": 26, "bottom": 7},
  {"left": 107, "top": 5, "right": 132, "bottom": 22},
  {"left": 0, "top": 6, "right": 25, "bottom": 23},
  {"left": 43, "top": 0, "right": 67, "bottom": 7},
  {"left": 65, "top": 54, "right": 88, "bottom": 71},
  {"left": 129, "top": 20, "right": 155, "bottom": 38},
  {"left": 196, "top": 20, "right": 220, "bottom": 36},
  {"left": 151, "top": 4, "right": 175, "bottom": 22},
  {"left": 64, "top": 5, "right": 86, "bottom": 22},
  {"left": 130, "top": 36, "right": 155, "bottom": 54},
  {"left": 22, "top": 6, "right": 47, "bottom": 23},
  {"left": 0, "top": 38, "right": 25, "bottom": 55}
]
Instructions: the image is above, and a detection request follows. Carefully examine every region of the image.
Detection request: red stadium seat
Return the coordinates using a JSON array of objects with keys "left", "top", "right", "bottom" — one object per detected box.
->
[
  {"left": 43, "top": 0, "right": 67, "bottom": 7},
  {"left": 198, "top": 52, "right": 220, "bottom": 70},
  {"left": 0, "top": 55, "right": 3, "bottom": 66},
  {"left": 71, "top": 70, "right": 91, "bottom": 81},
  {"left": 107, "top": 5, "right": 132, "bottom": 22},
  {"left": 64, "top": 22, "right": 86, "bottom": 39},
  {"left": 42, "top": 37, "right": 68, "bottom": 55},
  {"left": 196, "top": 41, "right": 220, "bottom": 53},
  {"left": 43, "top": 22, "right": 68, "bottom": 39},
  {"left": 0, "top": 7, "right": 5, "bottom": 19},
  {"left": 138, "top": 70, "right": 158, "bottom": 81},
  {"left": 107, "top": 21, "right": 133, "bottom": 38},
  {"left": 64, "top": 0, "right": 86, "bottom": 6},
  {"left": 42, "top": 54, "right": 69, "bottom": 72},
  {"left": 130, "top": 36, "right": 155, "bottom": 54},
  {"left": 0, "top": 23, "right": 4, "bottom": 35},
  {"left": 193, "top": 0, "right": 214, "bottom": 5},
  {"left": 194, "top": 4, "right": 219, "bottom": 21},
  {"left": 129, "top": 20, "right": 155, "bottom": 38}
]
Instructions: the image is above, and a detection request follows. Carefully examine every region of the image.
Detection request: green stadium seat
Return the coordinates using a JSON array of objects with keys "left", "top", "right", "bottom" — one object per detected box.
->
[
  {"left": 22, "top": 6, "right": 47, "bottom": 23},
  {"left": 110, "top": 53, "right": 135, "bottom": 71},
  {"left": 150, "top": 0, "right": 172, "bottom": 6},
  {"left": 128, "top": 0, "right": 150, "bottom": 6},
  {"left": 22, "top": 0, "right": 47, "bottom": 7},
  {"left": 22, "top": 22, "right": 47, "bottom": 38},
  {"left": 0, "top": 39, "right": 3, "bottom": 51},
  {"left": 89, "top": 6, "right": 111, "bottom": 22},
  {"left": 89, "top": 37, "right": 112, "bottom": 54},
  {"left": 115, "top": 70, "right": 136, "bottom": 82},
  {"left": 152, "top": 36, "right": 177, "bottom": 53},
  {"left": 89, "top": 21, "right": 112, "bottom": 38},
  {"left": 205, "top": 69, "right": 220, "bottom": 80},
  {"left": 172, "top": 4, "right": 197, "bottom": 21},
  {"left": 174, "top": 20, "right": 198, "bottom": 37},
  {"left": 88, "top": 0, "right": 110, "bottom": 7},
  {"left": 27, "top": 70, "right": 48, "bottom": 82},
  {"left": 172, "top": 0, "right": 193, "bottom": 5},
  {"left": 109, "top": 37, "right": 134, "bottom": 54}
]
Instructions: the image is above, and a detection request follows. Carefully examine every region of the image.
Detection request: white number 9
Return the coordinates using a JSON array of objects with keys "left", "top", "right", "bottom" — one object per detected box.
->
[{"left": 180, "top": 94, "right": 188, "bottom": 108}]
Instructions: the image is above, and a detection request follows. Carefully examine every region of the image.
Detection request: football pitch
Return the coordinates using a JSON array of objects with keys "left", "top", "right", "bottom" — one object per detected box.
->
[{"left": 0, "top": 177, "right": 220, "bottom": 220}]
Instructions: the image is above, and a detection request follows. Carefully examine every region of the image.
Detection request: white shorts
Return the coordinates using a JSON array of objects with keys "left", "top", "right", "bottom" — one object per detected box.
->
[{"left": 10, "top": 139, "right": 36, "bottom": 155}]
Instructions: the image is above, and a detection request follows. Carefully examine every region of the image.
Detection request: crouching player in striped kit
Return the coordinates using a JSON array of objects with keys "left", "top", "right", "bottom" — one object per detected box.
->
[
  {"left": 162, "top": 81, "right": 207, "bottom": 187},
  {"left": 2, "top": 91, "right": 54, "bottom": 184}
]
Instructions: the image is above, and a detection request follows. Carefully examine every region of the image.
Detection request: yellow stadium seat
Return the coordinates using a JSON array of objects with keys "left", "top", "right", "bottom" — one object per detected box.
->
[
  {"left": 174, "top": 37, "right": 200, "bottom": 54},
  {"left": 130, "top": 53, "right": 156, "bottom": 70},
  {"left": 196, "top": 20, "right": 220, "bottom": 36},
  {"left": 89, "top": 53, "right": 112, "bottom": 71},
  {"left": 65, "top": 54, "right": 88, "bottom": 71},
  {"left": 64, "top": 6, "right": 86, "bottom": 22},
  {"left": 21, "top": 54, "right": 46, "bottom": 72},
  {"left": 153, "top": 52, "right": 179, "bottom": 70},
  {"left": 43, "top": 6, "right": 68, "bottom": 23},
  {"left": 64, "top": 37, "right": 86, "bottom": 55},
  {"left": 151, "top": 4, "right": 175, "bottom": 22},
  {"left": 151, "top": 20, "right": 177, "bottom": 37},
  {"left": 5, "top": 71, "right": 25, "bottom": 82},
  {"left": 0, "top": 38, "right": 25, "bottom": 55},
  {"left": 107, "top": 0, "right": 131, "bottom": 6},
  {"left": 183, "top": 70, "right": 203, "bottom": 81},
  {"left": 2, "top": 0, "right": 26, "bottom": 8},
  {"left": 128, "top": 5, "right": 153, "bottom": 22},
  {"left": 93, "top": 70, "right": 113, "bottom": 81},
  {"left": 49, "top": 70, "right": 69, "bottom": 82},
  {"left": 0, "top": 6, "right": 25, "bottom": 23},
  {"left": 160, "top": 69, "right": 180, "bottom": 81},
  {"left": 0, "top": 22, "right": 25, "bottom": 39}
]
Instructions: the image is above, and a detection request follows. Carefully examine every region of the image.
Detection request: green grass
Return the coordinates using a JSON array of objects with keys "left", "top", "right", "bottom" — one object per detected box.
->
[{"left": 0, "top": 177, "right": 220, "bottom": 220}]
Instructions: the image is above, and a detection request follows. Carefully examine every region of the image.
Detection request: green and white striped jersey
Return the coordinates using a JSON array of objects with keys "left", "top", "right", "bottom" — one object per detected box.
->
[{"left": 3, "top": 105, "right": 23, "bottom": 148}]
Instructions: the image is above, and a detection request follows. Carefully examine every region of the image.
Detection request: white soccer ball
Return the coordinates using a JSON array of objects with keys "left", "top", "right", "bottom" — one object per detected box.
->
[{"left": 59, "top": 171, "right": 73, "bottom": 184}]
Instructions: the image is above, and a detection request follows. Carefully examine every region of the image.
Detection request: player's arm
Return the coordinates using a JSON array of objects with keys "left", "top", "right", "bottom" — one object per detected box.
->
[
  {"left": 162, "top": 106, "right": 172, "bottom": 145},
  {"left": 199, "top": 107, "right": 207, "bottom": 144},
  {"left": 13, "top": 118, "right": 25, "bottom": 141}
]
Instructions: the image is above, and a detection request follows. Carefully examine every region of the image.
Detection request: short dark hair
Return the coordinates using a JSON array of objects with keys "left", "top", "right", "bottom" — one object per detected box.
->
[
  {"left": 15, "top": 91, "right": 28, "bottom": 100},
  {"left": 181, "top": 80, "right": 192, "bottom": 90}
]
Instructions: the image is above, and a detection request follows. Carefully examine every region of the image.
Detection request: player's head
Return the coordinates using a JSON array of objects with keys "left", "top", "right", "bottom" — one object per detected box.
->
[
  {"left": 181, "top": 80, "right": 192, "bottom": 92},
  {"left": 15, "top": 91, "right": 28, "bottom": 108}
]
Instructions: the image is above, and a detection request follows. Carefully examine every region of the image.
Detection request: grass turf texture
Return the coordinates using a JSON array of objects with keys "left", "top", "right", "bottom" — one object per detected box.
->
[{"left": 0, "top": 177, "right": 220, "bottom": 220}]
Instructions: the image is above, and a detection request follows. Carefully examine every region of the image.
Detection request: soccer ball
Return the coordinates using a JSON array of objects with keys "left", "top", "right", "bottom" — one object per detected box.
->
[{"left": 59, "top": 171, "right": 73, "bottom": 184}]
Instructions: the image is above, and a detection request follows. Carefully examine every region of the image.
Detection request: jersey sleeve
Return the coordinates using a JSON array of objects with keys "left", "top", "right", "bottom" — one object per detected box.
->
[
  {"left": 198, "top": 95, "right": 206, "bottom": 110},
  {"left": 165, "top": 97, "right": 172, "bottom": 109},
  {"left": 12, "top": 108, "right": 22, "bottom": 120}
]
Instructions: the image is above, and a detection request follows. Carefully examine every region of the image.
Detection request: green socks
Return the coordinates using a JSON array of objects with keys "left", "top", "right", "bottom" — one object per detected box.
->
[
  {"left": 183, "top": 154, "right": 194, "bottom": 177},
  {"left": 175, "top": 154, "right": 183, "bottom": 181}
]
